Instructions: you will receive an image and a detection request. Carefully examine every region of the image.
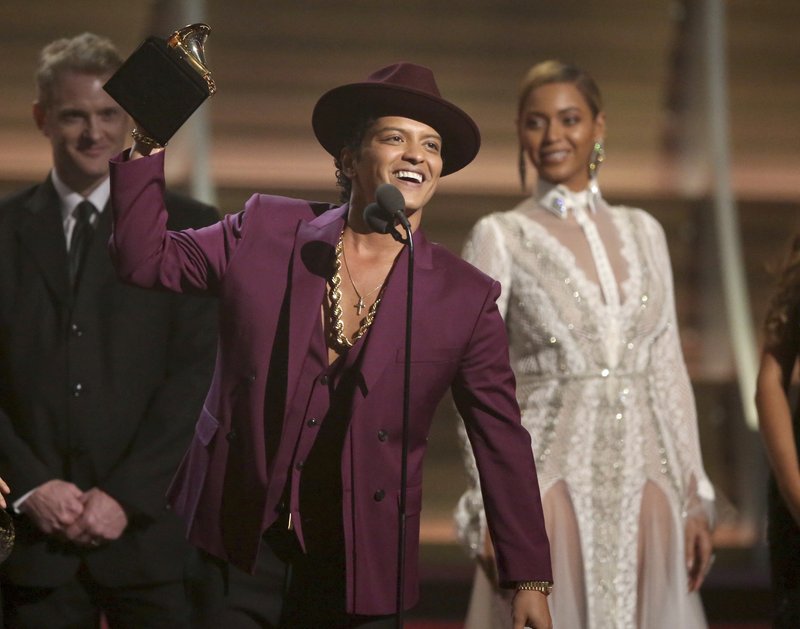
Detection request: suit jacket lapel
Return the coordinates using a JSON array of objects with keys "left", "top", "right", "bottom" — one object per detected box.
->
[
  {"left": 282, "top": 216, "right": 435, "bottom": 418},
  {"left": 15, "top": 178, "right": 71, "bottom": 307},
  {"left": 283, "top": 205, "right": 347, "bottom": 408},
  {"left": 352, "top": 228, "right": 435, "bottom": 410}
]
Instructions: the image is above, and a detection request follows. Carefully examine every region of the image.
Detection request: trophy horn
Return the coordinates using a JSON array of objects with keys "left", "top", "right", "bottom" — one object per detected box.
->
[{"left": 167, "top": 23, "right": 216, "bottom": 94}]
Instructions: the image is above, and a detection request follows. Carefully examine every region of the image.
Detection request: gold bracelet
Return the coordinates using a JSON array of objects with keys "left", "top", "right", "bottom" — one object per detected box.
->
[
  {"left": 516, "top": 580, "right": 553, "bottom": 595},
  {"left": 131, "top": 128, "right": 166, "bottom": 149}
]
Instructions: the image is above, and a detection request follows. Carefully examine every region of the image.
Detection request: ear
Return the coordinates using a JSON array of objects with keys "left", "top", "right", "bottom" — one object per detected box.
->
[
  {"left": 32, "top": 101, "right": 48, "bottom": 135},
  {"left": 339, "top": 146, "right": 357, "bottom": 179},
  {"left": 593, "top": 111, "right": 607, "bottom": 141}
]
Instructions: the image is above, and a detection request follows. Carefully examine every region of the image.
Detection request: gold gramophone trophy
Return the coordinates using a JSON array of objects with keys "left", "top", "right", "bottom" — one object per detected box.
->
[
  {"left": 167, "top": 24, "right": 216, "bottom": 96},
  {"left": 104, "top": 23, "right": 217, "bottom": 147}
]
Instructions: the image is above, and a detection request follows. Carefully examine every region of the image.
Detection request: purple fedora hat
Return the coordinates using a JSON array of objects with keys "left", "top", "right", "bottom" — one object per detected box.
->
[{"left": 312, "top": 62, "right": 481, "bottom": 176}]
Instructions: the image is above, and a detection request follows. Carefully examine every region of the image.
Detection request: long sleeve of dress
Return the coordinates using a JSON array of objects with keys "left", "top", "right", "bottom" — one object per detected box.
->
[
  {"left": 454, "top": 214, "right": 512, "bottom": 558},
  {"left": 642, "top": 215, "right": 715, "bottom": 522}
]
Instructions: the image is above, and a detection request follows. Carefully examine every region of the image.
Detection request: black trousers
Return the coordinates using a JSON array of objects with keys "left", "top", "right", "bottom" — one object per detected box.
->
[
  {"left": 187, "top": 527, "right": 397, "bottom": 629},
  {"left": 1, "top": 563, "right": 190, "bottom": 629}
]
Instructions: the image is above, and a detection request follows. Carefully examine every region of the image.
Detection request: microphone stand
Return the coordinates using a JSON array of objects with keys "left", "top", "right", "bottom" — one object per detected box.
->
[
  {"left": 363, "top": 190, "right": 413, "bottom": 628},
  {"left": 388, "top": 218, "right": 413, "bottom": 629}
]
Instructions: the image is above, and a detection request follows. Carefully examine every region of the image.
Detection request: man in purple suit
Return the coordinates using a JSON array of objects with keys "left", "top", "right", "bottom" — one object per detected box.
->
[{"left": 109, "top": 62, "right": 552, "bottom": 628}]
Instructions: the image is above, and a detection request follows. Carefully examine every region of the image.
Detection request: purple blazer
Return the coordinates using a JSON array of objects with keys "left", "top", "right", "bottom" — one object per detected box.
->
[{"left": 109, "top": 151, "right": 551, "bottom": 615}]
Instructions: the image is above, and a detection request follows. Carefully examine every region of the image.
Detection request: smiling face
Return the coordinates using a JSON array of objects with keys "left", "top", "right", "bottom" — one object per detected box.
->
[
  {"left": 342, "top": 116, "right": 443, "bottom": 214},
  {"left": 518, "top": 81, "right": 605, "bottom": 192},
  {"left": 33, "top": 70, "right": 130, "bottom": 196}
]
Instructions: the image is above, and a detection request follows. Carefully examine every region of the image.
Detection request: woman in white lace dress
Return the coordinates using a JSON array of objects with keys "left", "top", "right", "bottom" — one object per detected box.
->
[{"left": 454, "top": 61, "right": 715, "bottom": 628}]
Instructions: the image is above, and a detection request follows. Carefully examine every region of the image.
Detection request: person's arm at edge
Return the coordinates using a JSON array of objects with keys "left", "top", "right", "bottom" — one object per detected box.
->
[{"left": 756, "top": 346, "right": 800, "bottom": 525}]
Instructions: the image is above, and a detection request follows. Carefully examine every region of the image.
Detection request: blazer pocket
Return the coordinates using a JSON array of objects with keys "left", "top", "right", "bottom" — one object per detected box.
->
[
  {"left": 195, "top": 406, "right": 221, "bottom": 446},
  {"left": 167, "top": 407, "right": 219, "bottom": 525},
  {"left": 396, "top": 483, "right": 423, "bottom": 516},
  {"left": 394, "top": 347, "right": 461, "bottom": 364}
]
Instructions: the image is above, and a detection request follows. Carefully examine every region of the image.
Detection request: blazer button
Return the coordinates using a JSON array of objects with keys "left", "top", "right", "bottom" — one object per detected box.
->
[
  {"left": 72, "top": 383, "right": 83, "bottom": 397},
  {"left": 295, "top": 460, "right": 305, "bottom": 471},
  {"left": 319, "top": 374, "right": 329, "bottom": 386},
  {"left": 307, "top": 417, "right": 319, "bottom": 427},
  {"left": 246, "top": 373, "right": 256, "bottom": 384},
  {"left": 377, "top": 429, "right": 388, "bottom": 442},
  {"left": 373, "top": 489, "right": 385, "bottom": 502},
  {"left": 70, "top": 323, "right": 84, "bottom": 337},
  {"left": 226, "top": 430, "right": 237, "bottom": 443}
]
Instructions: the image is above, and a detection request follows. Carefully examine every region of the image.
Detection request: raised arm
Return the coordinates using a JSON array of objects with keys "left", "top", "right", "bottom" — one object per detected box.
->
[{"left": 109, "top": 149, "right": 245, "bottom": 294}]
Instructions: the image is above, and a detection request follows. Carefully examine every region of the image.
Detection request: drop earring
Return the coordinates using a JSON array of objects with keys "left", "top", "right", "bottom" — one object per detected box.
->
[{"left": 588, "top": 139, "right": 605, "bottom": 211}]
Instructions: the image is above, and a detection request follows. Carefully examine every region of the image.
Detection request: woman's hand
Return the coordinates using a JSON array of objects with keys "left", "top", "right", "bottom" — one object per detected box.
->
[{"left": 685, "top": 515, "right": 713, "bottom": 591}]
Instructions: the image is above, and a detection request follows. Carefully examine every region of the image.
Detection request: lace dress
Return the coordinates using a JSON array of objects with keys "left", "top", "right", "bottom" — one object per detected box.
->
[{"left": 454, "top": 185, "right": 715, "bottom": 629}]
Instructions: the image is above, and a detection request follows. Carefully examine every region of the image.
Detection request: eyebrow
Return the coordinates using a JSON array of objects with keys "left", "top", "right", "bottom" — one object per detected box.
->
[
  {"left": 375, "top": 125, "right": 442, "bottom": 141},
  {"left": 523, "top": 106, "right": 583, "bottom": 117}
]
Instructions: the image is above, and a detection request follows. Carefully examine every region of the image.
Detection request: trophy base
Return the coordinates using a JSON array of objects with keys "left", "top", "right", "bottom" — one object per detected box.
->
[{"left": 104, "top": 37, "right": 212, "bottom": 146}]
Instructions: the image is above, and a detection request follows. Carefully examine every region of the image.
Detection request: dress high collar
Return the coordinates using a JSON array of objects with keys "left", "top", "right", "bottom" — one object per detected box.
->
[{"left": 535, "top": 180, "right": 600, "bottom": 218}]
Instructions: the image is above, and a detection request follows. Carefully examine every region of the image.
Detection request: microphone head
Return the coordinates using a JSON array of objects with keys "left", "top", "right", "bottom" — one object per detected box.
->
[
  {"left": 375, "top": 183, "right": 405, "bottom": 214},
  {"left": 363, "top": 202, "right": 395, "bottom": 234}
]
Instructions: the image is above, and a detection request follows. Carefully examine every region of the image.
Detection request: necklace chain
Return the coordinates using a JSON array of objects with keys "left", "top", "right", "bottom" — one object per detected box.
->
[
  {"left": 341, "top": 236, "right": 384, "bottom": 315},
  {"left": 328, "top": 232, "right": 382, "bottom": 350}
]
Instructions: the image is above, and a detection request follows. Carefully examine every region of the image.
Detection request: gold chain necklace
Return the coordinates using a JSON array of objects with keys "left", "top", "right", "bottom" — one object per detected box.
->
[
  {"left": 341, "top": 236, "right": 384, "bottom": 315},
  {"left": 328, "top": 232, "right": 382, "bottom": 350}
]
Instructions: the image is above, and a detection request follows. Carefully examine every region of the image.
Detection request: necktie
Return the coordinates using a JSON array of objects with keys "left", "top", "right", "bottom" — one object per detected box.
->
[{"left": 69, "top": 200, "right": 96, "bottom": 289}]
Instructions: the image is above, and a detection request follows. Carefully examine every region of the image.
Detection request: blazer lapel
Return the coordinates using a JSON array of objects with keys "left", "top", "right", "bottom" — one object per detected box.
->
[
  {"left": 283, "top": 206, "right": 347, "bottom": 408},
  {"left": 351, "top": 229, "right": 435, "bottom": 411},
  {"left": 15, "top": 178, "right": 71, "bottom": 307},
  {"left": 282, "top": 217, "right": 436, "bottom": 417}
]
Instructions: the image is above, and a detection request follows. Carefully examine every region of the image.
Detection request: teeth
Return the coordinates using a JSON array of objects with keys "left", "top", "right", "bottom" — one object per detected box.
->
[
  {"left": 543, "top": 151, "right": 568, "bottom": 161},
  {"left": 395, "top": 170, "right": 423, "bottom": 183}
]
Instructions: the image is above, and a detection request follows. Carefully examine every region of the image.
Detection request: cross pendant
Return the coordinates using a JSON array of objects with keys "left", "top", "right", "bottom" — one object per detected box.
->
[{"left": 355, "top": 297, "right": 366, "bottom": 315}]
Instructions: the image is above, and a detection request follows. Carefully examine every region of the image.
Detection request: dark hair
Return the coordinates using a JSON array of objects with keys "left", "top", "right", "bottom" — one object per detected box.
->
[
  {"left": 764, "top": 233, "right": 800, "bottom": 350},
  {"left": 333, "top": 115, "right": 376, "bottom": 204},
  {"left": 36, "top": 32, "right": 122, "bottom": 108}
]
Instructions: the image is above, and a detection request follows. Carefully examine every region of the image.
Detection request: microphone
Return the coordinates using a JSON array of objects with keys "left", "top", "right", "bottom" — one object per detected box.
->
[
  {"left": 363, "top": 184, "right": 409, "bottom": 237},
  {"left": 376, "top": 183, "right": 407, "bottom": 223},
  {"left": 363, "top": 202, "right": 394, "bottom": 235}
]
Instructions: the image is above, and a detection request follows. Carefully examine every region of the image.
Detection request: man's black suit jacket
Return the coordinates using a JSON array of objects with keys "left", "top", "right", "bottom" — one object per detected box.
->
[{"left": 0, "top": 176, "right": 218, "bottom": 588}]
